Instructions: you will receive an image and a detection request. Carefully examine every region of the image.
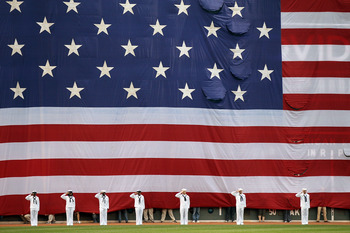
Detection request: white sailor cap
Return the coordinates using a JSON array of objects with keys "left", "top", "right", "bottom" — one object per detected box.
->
[
  {"left": 136, "top": 190, "right": 141, "bottom": 192},
  {"left": 32, "top": 190, "right": 37, "bottom": 193},
  {"left": 181, "top": 188, "right": 187, "bottom": 191},
  {"left": 101, "top": 190, "right": 106, "bottom": 193},
  {"left": 302, "top": 188, "right": 307, "bottom": 191},
  {"left": 238, "top": 188, "right": 243, "bottom": 191}
]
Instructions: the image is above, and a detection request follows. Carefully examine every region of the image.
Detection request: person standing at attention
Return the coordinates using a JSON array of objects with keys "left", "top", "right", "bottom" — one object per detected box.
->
[
  {"left": 130, "top": 190, "right": 145, "bottom": 225},
  {"left": 95, "top": 190, "right": 109, "bottom": 225},
  {"left": 296, "top": 188, "right": 310, "bottom": 225},
  {"left": 61, "top": 190, "right": 75, "bottom": 226},
  {"left": 231, "top": 188, "right": 246, "bottom": 225},
  {"left": 175, "top": 188, "right": 190, "bottom": 225},
  {"left": 25, "top": 191, "right": 40, "bottom": 226}
]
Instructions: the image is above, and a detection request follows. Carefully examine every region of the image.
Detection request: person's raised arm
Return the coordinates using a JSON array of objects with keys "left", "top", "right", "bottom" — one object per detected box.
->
[
  {"left": 295, "top": 192, "right": 302, "bottom": 197},
  {"left": 25, "top": 194, "right": 32, "bottom": 200},
  {"left": 60, "top": 193, "right": 67, "bottom": 200}
]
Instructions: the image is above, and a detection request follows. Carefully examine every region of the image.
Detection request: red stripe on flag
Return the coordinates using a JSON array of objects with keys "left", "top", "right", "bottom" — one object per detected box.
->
[
  {"left": 283, "top": 94, "right": 350, "bottom": 110},
  {"left": 1, "top": 192, "right": 350, "bottom": 215},
  {"left": 281, "top": 0, "right": 350, "bottom": 12},
  {"left": 281, "top": 29, "right": 350, "bottom": 45},
  {"left": 1, "top": 124, "right": 350, "bottom": 143},
  {"left": 1, "top": 159, "right": 349, "bottom": 178},
  {"left": 282, "top": 61, "right": 350, "bottom": 77}
]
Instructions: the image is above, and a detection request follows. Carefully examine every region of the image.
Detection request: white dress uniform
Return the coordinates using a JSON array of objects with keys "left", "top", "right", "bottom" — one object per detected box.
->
[
  {"left": 130, "top": 193, "right": 145, "bottom": 225},
  {"left": 61, "top": 193, "right": 76, "bottom": 226},
  {"left": 175, "top": 192, "right": 190, "bottom": 225},
  {"left": 25, "top": 194, "right": 40, "bottom": 226},
  {"left": 95, "top": 192, "right": 109, "bottom": 225},
  {"left": 296, "top": 191, "right": 310, "bottom": 225},
  {"left": 231, "top": 191, "right": 246, "bottom": 225}
]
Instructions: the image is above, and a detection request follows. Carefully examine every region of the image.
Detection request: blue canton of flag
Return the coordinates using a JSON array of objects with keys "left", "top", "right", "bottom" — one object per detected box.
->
[{"left": 0, "top": 0, "right": 282, "bottom": 109}]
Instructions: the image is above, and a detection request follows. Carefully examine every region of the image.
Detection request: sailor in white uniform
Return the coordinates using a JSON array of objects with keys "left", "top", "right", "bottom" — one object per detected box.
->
[
  {"left": 95, "top": 190, "right": 109, "bottom": 225},
  {"left": 296, "top": 188, "right": 310, "bottom": 225},
  {"left": 60, "top": 190, "right": 75, "bottom": 226},
  {"left": 175, "top": 188, "right": 190, "bottom": 225},
  {"left": 130, "top": 190, "right": 145, "bottom": 225},
  {"left": 231, "top": 188, "right": 246, "bottom": 225},
  {"left": 25, "top": 191, "right": 40, "bottom": 226}
]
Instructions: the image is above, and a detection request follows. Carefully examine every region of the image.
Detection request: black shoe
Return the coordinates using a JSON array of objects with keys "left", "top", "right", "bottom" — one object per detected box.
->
[{"left": 173, "top": 220, "right": 177, "bottom": 223}]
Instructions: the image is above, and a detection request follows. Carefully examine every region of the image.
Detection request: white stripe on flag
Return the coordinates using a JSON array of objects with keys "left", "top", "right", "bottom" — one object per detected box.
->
[
  {"left": 281, "top": 12, "right": 350, "bottom": 29},
  {"left": 1, "top": 107, "right": 350, "bottom": 127},
  {"left": 282, "top": 45, "right": 350, "bottom": 62},
  {"left": 0, "top": 141, "right": 347, "bottom": 161},
  {"left": 1, "top": 175, "right": 349, "bottom": 196},
  {"left": 283, "top": 78, "right": 350, "bottom": 94}
]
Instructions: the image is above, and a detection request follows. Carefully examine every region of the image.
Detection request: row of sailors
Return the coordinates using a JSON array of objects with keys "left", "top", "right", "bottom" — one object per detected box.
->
[{"left": 25, "top": 188, "right": 310, "bottom": 226}]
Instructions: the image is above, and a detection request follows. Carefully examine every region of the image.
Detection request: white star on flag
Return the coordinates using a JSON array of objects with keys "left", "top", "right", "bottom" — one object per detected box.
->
[
  {"left": 204, "top": 21, "right": 221, "bottom": 38},
  {"left": 175, "top": 0, "right": 190, "bottom": 16},
  {"left": 258, "top": 64, "right": 274, "bottom": 81},
  {"left": 63, "top": 0, "right": 81, "bottom": 13},
  {"left": 97, "top": 61, "right": 114, "bottom": 78},
  {"left": 150, "top": 19, "right": 167, "bottom": 36},
  {"left": 65, "top": 39, "right": 82, "bottom": 56},
  {"left": 94, "top": 19, "right": 111, "bottom": 35},
  {"left": 66, "top": 82, "right": 84, "bottom": 99},
  {"left": 232, "top": 85, "right": 247, "bottom": 102},
  {"left": 8, "top": 39, "right": 24, "bottom": 56},
  {"left": 228, "top": 2, "right": 244, "bottom": 17},
  {"left": 124, "top": 82, "right": 140, "bottom": 99},
  {"left": 257, "top": 22, "right": 273, "bottom": 39},
  {"left": 230, "top": 43, "right": 245, "bottom": 59},
  {"left": 6, "top": 0, "right": 23, "bottom": 13},
  {"left": 176, "top": 41, "right": 192, "bottom": 58},
  {"left": 179, "top": 83, "right": 195, "bottom": 100},
  {"left": 207, "top": 63, "right": 224, "bottom": 79},
  {"left": 36, "top": 17, "right": 54, "bottom": 34},
  {"left": 121, "top": 39, "right": 138, "bottom": 56},
  {"left": 39, "top": 60, "right": 57, "bottom": 77},
  {"left": 153, "top": 61, "right": 170, "bottom": 78},
  {"left": 120, "top": 0, "right": 136, "bottom": 15},
  {"left": 10, "top": 82, "right": 26, "bottom": 99}
]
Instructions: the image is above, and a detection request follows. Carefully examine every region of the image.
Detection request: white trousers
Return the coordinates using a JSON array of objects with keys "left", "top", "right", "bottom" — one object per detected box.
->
[
  {"left": 180, "top": 207, "right": 189, "bottom": 225},
  {"left": 66, "top": 207, "right": 74, "bottom": 226},
  {"left": 236, "top": 207, "right": 244, "bottom": 225},
  {"left": 30, "top": 209, "right": 38, "bottom": 226},
  {"left": 100, "top": 208, "right": 108, "bottom": 225},
  {"left": 135, "top": 207, "right": 144, "bottom": 225},
  {"left": 301, "top": 207, "right": 309, "bottom": 225}
]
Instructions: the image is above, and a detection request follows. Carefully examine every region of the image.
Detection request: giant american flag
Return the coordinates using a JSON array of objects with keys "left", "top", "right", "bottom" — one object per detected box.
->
[{"left": 0, "top": 0, "right": 349, "bottom": 215}]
